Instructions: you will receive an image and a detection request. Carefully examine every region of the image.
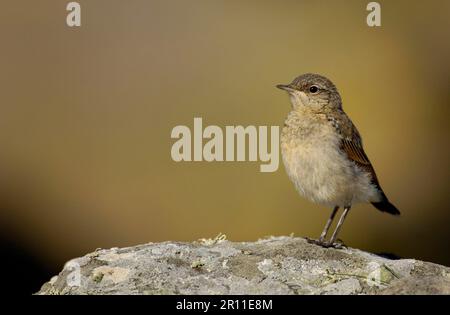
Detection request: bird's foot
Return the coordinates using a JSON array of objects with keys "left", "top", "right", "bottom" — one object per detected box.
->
[
  {"left": 326, "top": 241, "right": 347, "bottom": 249},
  {"left": 305, "top": 237, "right": 328, "bottom": 247},
  {"left": 306, "top": 237, "right": 347, "bottom": 249}
]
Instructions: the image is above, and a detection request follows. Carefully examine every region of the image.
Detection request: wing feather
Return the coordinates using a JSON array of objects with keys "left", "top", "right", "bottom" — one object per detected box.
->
[
  {"left": 328, "top": 111, "right": 400, "bottom": 215},
  {"left": 329, "top": 111, "right": 380, "bottom": 186},
  {"left": 340, "top": 138, "right": 380, "bottom": 186}
]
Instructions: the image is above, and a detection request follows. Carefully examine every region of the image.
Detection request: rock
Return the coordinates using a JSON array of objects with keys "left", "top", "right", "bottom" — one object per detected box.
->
[{"left": 37, "top": 236, "right": 450, "bottom": 295}]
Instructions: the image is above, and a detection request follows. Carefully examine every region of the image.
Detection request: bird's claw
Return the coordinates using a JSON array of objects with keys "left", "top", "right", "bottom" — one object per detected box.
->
[{"left": 306, "top": 237, "right": 347, "bottom": 249}]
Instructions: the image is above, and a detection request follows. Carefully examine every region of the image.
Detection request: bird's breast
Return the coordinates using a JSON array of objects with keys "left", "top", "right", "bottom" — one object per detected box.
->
[{"left": 281, "top": 114, "right": 378, "bottom": 207}]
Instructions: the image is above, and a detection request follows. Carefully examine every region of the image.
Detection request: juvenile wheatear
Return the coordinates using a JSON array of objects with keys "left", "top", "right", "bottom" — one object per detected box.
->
[{"left": 277, "top": 73, "right": 399, "bottom": 248}]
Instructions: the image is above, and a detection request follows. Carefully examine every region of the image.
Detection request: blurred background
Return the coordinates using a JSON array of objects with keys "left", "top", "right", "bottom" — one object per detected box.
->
[{"left": 0, "top": 0, "right": 449, "bottom": 294}]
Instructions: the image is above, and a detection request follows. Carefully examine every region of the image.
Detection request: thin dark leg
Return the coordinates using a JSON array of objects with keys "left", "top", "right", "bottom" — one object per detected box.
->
[
  {"left": 328, "top": 206, "right": 351, "bottom": 246},
  {"left": 306, "top": 206, "right": 339, "bottom": 246},
  {"left": 319, "top": 206, "right": 339, "bottom": 241}
]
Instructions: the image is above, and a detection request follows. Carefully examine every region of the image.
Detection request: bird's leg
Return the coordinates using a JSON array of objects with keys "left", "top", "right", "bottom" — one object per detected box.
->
[
  {"left": 307, "top": 206, "right": 339, "bottom": 246},
  {"left": 319, "top": 206, "right": 339, "bottom": 242},
  {"left": 327, "top": 206, "right": 351, "bottom": 248}
]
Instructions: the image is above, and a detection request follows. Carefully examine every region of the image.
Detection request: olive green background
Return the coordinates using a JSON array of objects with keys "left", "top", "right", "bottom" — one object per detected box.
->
[{"left": 0, "top": 0, "right": 449, "bottom": 279}]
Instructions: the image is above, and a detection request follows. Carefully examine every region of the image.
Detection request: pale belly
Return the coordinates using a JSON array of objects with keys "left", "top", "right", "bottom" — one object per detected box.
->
[{"left": 281, "top": 136, "right": 380, "bottom": 207}]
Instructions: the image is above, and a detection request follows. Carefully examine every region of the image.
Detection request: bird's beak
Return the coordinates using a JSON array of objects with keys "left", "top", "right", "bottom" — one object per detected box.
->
[{"left": 276, "top": 84, "right": 295, "bottom": 92}]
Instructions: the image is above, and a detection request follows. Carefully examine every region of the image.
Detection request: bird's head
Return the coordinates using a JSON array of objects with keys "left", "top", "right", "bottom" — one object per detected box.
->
[{"left": 277, "top": 73, "right": 342, "bottom": 110}]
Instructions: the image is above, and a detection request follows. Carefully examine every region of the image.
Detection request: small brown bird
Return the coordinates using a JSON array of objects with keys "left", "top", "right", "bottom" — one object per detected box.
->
[{"left": 277, "top": 73, "right": 399, "bottom": 248}]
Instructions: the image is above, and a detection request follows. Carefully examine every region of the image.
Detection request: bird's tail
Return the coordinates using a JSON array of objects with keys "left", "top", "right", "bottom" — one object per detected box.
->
[{"left": 371, "top": 194, "right": 400, "bottom": 215}]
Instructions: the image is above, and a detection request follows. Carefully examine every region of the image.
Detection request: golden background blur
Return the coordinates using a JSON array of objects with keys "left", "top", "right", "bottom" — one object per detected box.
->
[{"left": 0, "top": 0, "right": 449, "bottom": 281}]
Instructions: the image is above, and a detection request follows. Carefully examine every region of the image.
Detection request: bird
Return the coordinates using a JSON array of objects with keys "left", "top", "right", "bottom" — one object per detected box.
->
[{"left": 277, "top": 73, "right": 399, "bottom": 248}]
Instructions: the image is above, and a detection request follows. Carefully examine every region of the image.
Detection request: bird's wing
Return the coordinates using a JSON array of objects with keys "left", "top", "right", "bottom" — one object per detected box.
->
[
  {"left": 340, "top": 138, "right": 380, "bottom": 186},
  {"left": 331, "top": 112, "right": 400, "bottom": 215},
  {"left": 331, "top": 112, "right": 380, "bottom": 186}
]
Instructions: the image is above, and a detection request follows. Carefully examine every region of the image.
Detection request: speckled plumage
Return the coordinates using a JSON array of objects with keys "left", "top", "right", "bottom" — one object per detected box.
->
[{"left": 278, "top": 73, "right": 399, "bottom": 214}]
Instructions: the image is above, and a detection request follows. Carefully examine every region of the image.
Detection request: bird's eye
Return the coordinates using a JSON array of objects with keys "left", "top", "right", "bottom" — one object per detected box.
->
[{"left": 309, "top": 85, "right": 319, "bottom": 93}]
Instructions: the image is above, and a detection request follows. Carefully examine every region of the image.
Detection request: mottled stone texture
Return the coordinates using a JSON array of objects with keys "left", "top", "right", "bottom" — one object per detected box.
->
[{"left": 37, "top": 236, "right": 450, "bottom": 295}]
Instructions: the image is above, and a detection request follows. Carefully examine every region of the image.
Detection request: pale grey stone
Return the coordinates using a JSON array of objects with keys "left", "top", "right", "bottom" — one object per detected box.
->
[{"left": 37, "top": 236, "right": 450, "bottom": 295}]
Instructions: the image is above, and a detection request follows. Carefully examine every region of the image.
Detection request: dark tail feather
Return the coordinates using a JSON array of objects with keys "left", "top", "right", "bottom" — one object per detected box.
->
[{"left": 371, "top": 195, "right": 400, "bottom": 215}]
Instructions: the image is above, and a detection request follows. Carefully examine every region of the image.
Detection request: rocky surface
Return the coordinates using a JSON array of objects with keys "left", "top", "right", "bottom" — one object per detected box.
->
[{"left": 37, "top": 235, "right": 450, "bottom": 295}]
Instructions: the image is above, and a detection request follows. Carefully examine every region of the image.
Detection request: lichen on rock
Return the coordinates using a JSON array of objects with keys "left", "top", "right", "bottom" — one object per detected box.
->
[{"left": 37, "top": 236, "right": 450, "bottom": 295}]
